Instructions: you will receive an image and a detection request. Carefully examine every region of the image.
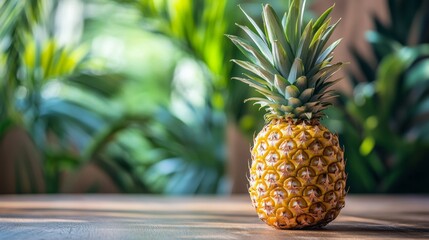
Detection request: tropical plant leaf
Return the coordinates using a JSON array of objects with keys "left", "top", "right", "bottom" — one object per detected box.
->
[
  {"left": 288, "top": 58, "right": 304, "bottom": 84},
  {"left": 66, "top": 73, "right": 125, "bottom": 97},
  {"left": 236, "top": 23, "right": 273, "bottom": 64}
]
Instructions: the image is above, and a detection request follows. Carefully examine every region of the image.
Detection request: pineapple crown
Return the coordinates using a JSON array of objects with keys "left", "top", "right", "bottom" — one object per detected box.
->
[{"left": 228, "top": 0, "right": 343, "bottom": 121}]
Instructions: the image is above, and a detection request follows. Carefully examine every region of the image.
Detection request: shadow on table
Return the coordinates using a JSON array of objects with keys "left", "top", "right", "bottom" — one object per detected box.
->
[{"left": 322, "top": 212, "right": 429, "bottom": 239}]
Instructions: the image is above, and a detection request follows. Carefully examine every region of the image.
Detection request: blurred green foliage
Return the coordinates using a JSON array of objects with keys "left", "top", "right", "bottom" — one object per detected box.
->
[
  {"left": 325, "top": 0, "right": 429, "bottom": 193},
  {"left": 2, "top": 0, "right": 427, "bottom": 194},
  {"left": 1, "top": 0, "right": 289, "bottom": 194},
  {"left": 0, "top": 0, "right": 150, "bottom": 193}
]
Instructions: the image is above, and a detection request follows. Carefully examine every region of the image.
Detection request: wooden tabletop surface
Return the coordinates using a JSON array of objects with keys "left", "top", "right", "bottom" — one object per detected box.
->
[{"left": 0, "top": 195, "right": 428, "bottom": 240}]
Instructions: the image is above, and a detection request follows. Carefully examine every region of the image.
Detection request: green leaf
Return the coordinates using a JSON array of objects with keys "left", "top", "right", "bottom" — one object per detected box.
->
[
  {"left": 287, "top": 97, "right": 302, "bottom": 107},
  {"left": 272, "top": 40, "right": 291, "bottom": 76},
  {"left": 305, "top": 101, "right": 320, "bottom": 109},
  {"left": 294, "top": 105, "right": 307, "bottom": 115},
  {"left": 243, "top": 73, "right": 270, "bottom": 86},
  {"left": 67, "top": 73, "right": 125, "bottom": 97},
  {"left": 274, "top": 74, "right": 288, "bottom": 95},
  {"left": 227, "top": 35, "right": 277, "bottom": 74},
  {"left": 297, "top": 0, "right": 307, "bottom": 36},
  {"left": 38, "top": 98, "right": 106, "bottom": 138},
  {"left": 295, "top": 76, "right": 308, "bottom": 91},
  {"left": 316, "top": 78, "right": 342, "bottom": 93},
  {"left": 310, "top": 19, "right": 329, "bottom": 49},
  {"left": 308, "top": 19, "right": 339, "bottom": 69},
  {"left": 263, "top": 4, "right": 291, "bottom": 58},
  {"left": 236, "top": 23, "right": 273, "bottom": 64},
  {"left": 0, "top": 0, "right": 25, "bottom": 38},
  {"left": 316, "top": 39, "right": 342, "bottom": 65},
  {"left": 288, "top": 58, "right": 304, "bottom": 84},
  {"left": 281, "top": 12, "right": 288, "bottom": 32},
  {"left": 313, "top": 4, "right": 334, "bottom": 33},
  {"left": 296, "top": 20, "right": 313, "bottom": 66},
  {"left": 404, "top": 58, "right": 429, "bottom": 89},
  {"left": 239, "top": 5, "right": 267, "bottom": 42},
  {"left": 310, "top": 62, "right": 343, "bottom": 87},
  {"left": 233, "top": 77, "right": 272, "bottom": 96},
  {"left": 299, "top": 88, "right": 314, "bottom": 102},
  {"left": 375, "top": 48, "right": 413, "bottom": 121},
  {"left": 366, "top": 31, "right": 401, "bottom": 57},
  {"left": 232, "top": 59, "right": 274, "bottom": 84},
  {"left": 280, "top": 105, "right": 294, "bottom": 112},
  {"left": 285, "top": 85, "right": 300, "bottom": 98},
  {"left": 312, "top": 89, "right": 337, "bottom": 101},
  {"left": 315, "top": 19, "right": 340, "bottom": 57},
  {"left": 266, "top": 94, "right": 288, "bottom": 105},
  {"left": 285, "top": 0, "right": 300, "bottom": 50},
  {"left": 245, "top": 97, "right": 272, "bottom": 106}
]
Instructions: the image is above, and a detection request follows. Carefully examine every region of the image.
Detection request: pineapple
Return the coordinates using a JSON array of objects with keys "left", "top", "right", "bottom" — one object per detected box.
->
[{"left": 228, "top": 0, "right": 346, "bottom": 229}]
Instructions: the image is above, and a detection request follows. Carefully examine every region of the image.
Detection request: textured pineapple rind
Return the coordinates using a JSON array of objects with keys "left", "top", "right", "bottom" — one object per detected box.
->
[{"left": 248, "top": 118, "right": 346, "bottom": 229}]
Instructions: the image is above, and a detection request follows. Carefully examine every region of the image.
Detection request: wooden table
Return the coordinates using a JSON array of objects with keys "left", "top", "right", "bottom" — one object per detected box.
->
[{"left": 0, "top": 195, "right": 428, "bottom": 239}]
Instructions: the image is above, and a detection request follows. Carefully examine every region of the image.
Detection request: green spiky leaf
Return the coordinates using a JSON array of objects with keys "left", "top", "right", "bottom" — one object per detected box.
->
[
  {"left": 288, "top": 58, "right": 304, "bottom": 84},
  {"left": 236, "top": 23, "right": 273, "bottom": 64},
  {"left": 313, "top": 4, "right": 334, "bottom": 33},
  {"left": 285, "top": 85, "right": 300, "bottom": 99},
  {"left": 230, "top": 2, "right": 343, "bottom": 121}
]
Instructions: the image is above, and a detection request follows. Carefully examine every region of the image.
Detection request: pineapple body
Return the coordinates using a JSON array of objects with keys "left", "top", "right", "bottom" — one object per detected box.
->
[{"left": 249, "top": 118, "right": 346, "bottom": 229}]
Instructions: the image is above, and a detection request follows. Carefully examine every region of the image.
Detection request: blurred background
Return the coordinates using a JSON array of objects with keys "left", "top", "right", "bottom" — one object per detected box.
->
[{"left": 0, "top": 0, "right": 428, "bottom": 195}]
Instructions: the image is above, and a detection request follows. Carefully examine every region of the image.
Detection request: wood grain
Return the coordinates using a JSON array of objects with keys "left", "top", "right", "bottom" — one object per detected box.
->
[{"left": 0, "top": 195, "right": 428, "bottom": 239}]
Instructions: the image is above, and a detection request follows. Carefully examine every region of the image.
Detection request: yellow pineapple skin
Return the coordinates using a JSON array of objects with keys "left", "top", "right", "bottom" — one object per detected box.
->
[{"left": 248, "top": 118, "right": 346, "bottom": 229}]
